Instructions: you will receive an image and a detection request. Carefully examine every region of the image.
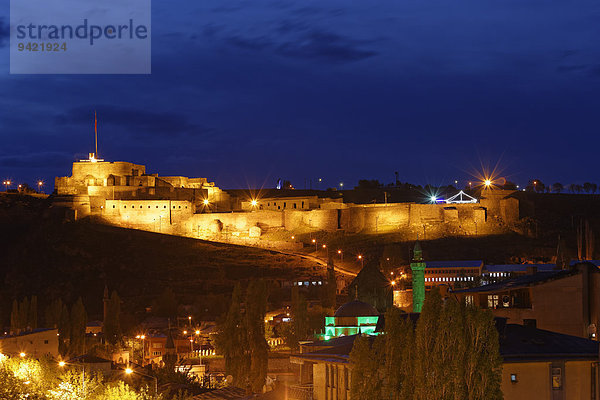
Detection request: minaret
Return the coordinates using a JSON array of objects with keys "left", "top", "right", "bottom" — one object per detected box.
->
[{"left": 411, "top": 241, "right": 426, "bottom": 313}]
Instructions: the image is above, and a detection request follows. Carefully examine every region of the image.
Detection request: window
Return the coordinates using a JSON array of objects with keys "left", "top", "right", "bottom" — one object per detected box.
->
[
  {"left": 112, "top": 205, "right": 115, "bottom": 208},
  {"left": 302, "top": 201, "right": 305, "bottom": 208},
  {"left": 44, "top": 340, "right": 49, "bottom": 344},
  {"left": 284, "top": 202, "right": 287, "bottom": 208},
  {"left": 487, "top": 295, "right": 499, "bottom": 309},
  {"left": 551, "top": 367, "right": 562, "bottom": 390},
  {"left": 293, "top": 203, "right": 297, "bottom": 209},
  {"left": 510, "top": 374, "right": 518, "bottom": 383},
  {"left": 465, "top": 295, "right": 474, "bottom": 306},
  {"left": 124, "top": 206, "right": 127, "bottom": 208}
]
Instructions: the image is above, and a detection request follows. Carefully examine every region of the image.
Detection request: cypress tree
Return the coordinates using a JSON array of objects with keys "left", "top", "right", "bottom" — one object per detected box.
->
[
  {"left": 414, "top": 287, "right": 442, "bottom": 400},
  {"left": 10, "top": 299, "right": 19, "bottom": 333},
  {"left": 58, "top": 303, "right": 70, "bottom": 356},
  {"left": 28, "top": 296, "right": 38, "bottom": 330},
  {"left": 463, "top": 306, "right": 503, "bottom": 400},
  {"left": 350, "top": 334, "right": 385, "bottom": 399},
  {"left": 104, "top": 290, "right": 122, "bottom": 345},
  {"left": 214, "top": 283, "right": 250, "bottom": 387},
  {"left": 245, "top": 280, "right": 269, "bottom": 393},
  {"left": 44, "top": 298, "right": 63, "bottom": 329},
  {"left": 18, "top": 297, "right": 29, "bottom": 331},
  {"left": 70, "top": 298, "right": 87, "bottom": 356}
]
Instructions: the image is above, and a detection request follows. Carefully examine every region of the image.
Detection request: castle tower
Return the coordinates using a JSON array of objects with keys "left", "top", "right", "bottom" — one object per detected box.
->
[{"left": 411, "top": 241, "right": 426, "bottom": 313}]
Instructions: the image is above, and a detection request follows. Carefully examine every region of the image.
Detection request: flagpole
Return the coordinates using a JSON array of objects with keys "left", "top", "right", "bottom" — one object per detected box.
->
[{"left": 95, "top": 111, "right": 98, "bottom": 158}]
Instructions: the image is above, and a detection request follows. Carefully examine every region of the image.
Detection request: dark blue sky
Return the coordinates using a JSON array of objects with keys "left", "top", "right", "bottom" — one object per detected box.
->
[{"left": 1, "top": 0, "right": 600, "bottom": 190}]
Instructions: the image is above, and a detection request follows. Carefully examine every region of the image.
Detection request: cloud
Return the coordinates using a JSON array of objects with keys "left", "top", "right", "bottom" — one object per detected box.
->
[
  {"left": 0, "top": 18, "right": 9, "bottom": 47},
  {"left": 55, "top": 105, "right": 210, "bottom": 137},
  {"left": 226, "top": 35, "right": 272, "bottom": 51},
  {"left": 275, "top": 30, "right": 377, "bottom": 63},
  {"left": 225, "top": 28, "right": 377, "bottom": 63}
]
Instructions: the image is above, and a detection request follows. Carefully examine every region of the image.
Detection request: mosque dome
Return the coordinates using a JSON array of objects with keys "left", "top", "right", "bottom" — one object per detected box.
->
[{"left": 334, "top": 300, "right": 379, "bottom": 318}]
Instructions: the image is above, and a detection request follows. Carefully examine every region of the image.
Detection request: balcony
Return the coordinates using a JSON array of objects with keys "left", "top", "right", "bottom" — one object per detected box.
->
[{"left": 288, "top": 384, "right": 314, "bottom": 400}]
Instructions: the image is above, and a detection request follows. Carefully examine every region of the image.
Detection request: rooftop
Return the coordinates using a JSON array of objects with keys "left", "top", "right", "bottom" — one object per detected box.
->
[
  {"left": 426, "top": 260, "right": 483, "bottom": 269},
  {"left": 334, "top": 300, "right": 379, "bottom": 318},
  {"left": 452, "top": 270, "right": 574, "bottom": 293}
]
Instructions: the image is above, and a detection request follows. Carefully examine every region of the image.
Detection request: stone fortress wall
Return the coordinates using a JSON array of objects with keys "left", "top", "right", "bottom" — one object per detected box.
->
[{"left": 54, "top": 159, "right": 521, "bottom": 245}]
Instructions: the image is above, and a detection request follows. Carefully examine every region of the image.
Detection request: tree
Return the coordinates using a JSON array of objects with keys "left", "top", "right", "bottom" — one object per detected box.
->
[
  {"left": 414, "top": 287, "right": 443, "bottom": 400},
  {"left": 382, "top": 307, "right": 414, "bottom": 400},
  {"left": 214, "top": 283, "right": 250, "bottom": 387},
  {"left": 10, "top": 300, "right": 19, "bottom": 334},
  {"left": 104, "top": 291, "right": 122, "bottom": 345},
  {"left": 552, "top": 183, "right": 564, "bottom": 193},
  {"left": 45, "top": 299, "right": 64, "bottom": 329},
  {"left": 526, "top": 179, "right": 545, "bottom": 193},
  {"left": 349, "top": 334, "right": 385, "bottom": 400},
  {"left": 245, "top": 280, "right": 269, "bottom": 393},
  {"left": 356, "top": 179, "right": 382, "bottom": 190},
  {"left": 59, "top": 304, "right": 70, "bottom": 356},
  {"left": 18, "top": 297, "right": 30, "bottom": 331},
  {"left": 349, "top": 293, "right": 503, "bottom": 400},
  {"left": 29, "top": 296, "right": 38, "bottom": 330},
  {"left": 69, "top": 298, "right": 87, "bottom": 356},
  {"left": 584, "top": 182, "right": 593, "bottom": 194},
  {"left": 463, "top": 307, "right": 503, "bottom": 400}
]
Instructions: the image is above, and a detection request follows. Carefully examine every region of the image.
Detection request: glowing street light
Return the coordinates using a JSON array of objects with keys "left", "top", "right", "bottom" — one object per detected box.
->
[
  {"left": 484, "top": 179, "right": 492, "bottom": 187},
  {"left": 358, "top": 255, "right": 364, "bottom": 268},
  {"left": 337, "top": 249, "right": 343, "bottom": 261},
  {"left": 124, "top": 366, "right": 158, "bottom": 393},
  {"left": 250, "top": 199, "right": 258, "bottom": 207},
  {"left": 38, "top": 180, "right": 43, "bottom": 192},
  {"left": 19, "top": 352, "right": 25, "bottom": 358},
  {"left": 430, "top": 195, "right": 437, "bottom": 203},
  {"left": 3, "top": 180, "right": 11, "bottom": 191},
  {"left": 203, "top": 199, "right": 209, "bottom": 206}
]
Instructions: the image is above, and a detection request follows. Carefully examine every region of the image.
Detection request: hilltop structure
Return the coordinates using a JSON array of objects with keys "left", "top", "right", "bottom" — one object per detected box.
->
[{"left": 54, "top": 156, "right": 522, "bottom": 245}]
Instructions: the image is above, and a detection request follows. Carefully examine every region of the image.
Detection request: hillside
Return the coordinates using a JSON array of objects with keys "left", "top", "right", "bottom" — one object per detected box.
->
[{"left": 0, "top": 194, "right": 321, "bottom": 327}]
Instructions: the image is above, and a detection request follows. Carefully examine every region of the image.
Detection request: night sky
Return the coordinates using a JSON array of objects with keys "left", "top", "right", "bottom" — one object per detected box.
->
[{"left": 1, "top": 0, "right": 600, "bottom": 191}]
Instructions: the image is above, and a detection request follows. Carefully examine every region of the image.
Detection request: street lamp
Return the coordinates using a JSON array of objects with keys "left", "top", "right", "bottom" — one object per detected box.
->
[
  {"left": 125, "top": 366, "right": 158, "bottom": 394},
  {"left": 38, "top": 181, "right": 43, "bottom": 193},
  {"left": 59, "top": 360, "right": 86, "bottom": 396},
  {"left": 312, "top": 238, "right": 317, "bottom": 252},
  {"left": 3, "top": 180, "right": 11, "bottom": 191},
  {"left": 358, "top": 255, "right": 363, "bottom": 268},
  {"left": 337, "top": 249, "right": 343, "bottom": 261}
]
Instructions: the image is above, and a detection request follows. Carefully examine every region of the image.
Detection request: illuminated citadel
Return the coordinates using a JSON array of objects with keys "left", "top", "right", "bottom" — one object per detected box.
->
[{"left": 54, "top": 154, "right": 522, "bottom": 245}]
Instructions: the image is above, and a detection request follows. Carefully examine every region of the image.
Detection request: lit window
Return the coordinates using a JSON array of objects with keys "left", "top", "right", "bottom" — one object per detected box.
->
[
  {"left": 510, "top": 374, "right": 518, "bottom": 383},
  {"left": 487, "top": 295, "right": 499, "bottom": 309}
]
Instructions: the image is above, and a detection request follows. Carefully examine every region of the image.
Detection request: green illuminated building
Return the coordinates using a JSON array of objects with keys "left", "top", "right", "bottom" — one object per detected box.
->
[
  {"left": 411, "top": 241, "right": 426, "bottom": 313},
  {"left": 323, "top": 300, "right": 380, "bottom": 339}
]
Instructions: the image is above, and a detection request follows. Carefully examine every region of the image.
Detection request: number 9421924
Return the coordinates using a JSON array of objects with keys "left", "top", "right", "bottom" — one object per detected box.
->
[{"left": 17, "top": 42, "right": 67, "bottom": 52}]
